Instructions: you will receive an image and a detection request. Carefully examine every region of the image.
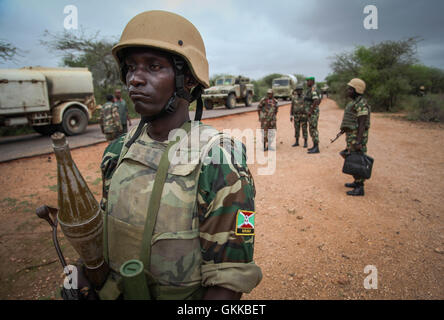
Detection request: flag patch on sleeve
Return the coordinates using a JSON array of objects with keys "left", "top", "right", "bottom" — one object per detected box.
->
[{"left": 235, "top": 210, "right": 255, "bottom": 236}]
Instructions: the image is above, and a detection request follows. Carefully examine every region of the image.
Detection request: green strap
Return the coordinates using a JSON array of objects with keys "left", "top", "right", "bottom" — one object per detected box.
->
[{"left": 139, "top": 121, "right": 192, "bottom": 270}]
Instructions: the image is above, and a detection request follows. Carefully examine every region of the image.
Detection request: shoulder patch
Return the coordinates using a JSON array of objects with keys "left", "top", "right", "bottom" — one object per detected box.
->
[{"left": 235, "top": 209, "right": 255, "bottom": 236}]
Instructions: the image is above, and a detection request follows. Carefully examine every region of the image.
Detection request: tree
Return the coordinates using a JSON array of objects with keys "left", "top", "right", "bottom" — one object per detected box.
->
[
  {"left": 40, "top": 29, "right": 120, "bottom": 104},
  {"left": 0, "top": 40, "right": 20, "bottom": 63},
  {"left": 327, "top": 38, "right": 423, "bottom": 111}
]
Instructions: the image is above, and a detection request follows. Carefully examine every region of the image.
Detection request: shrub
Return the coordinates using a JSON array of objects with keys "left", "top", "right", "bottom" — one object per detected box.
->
[{"left": 405, "top": 94, "right": 444, "bottom": 122}]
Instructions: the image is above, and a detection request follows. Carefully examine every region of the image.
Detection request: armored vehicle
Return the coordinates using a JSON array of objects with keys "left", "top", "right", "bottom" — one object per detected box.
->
[
  {"left": 202, "top": 75, "right": 254, "bottom": 109},
  {"left": 0, "top": 67, "right": 96, "bottom": 135},
  {"left": 272, "top": 75, "right": 297, "bottom": 101}
]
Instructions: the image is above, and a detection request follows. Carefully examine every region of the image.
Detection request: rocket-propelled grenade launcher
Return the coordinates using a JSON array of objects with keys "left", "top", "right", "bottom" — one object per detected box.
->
[{"left": 37, "top": 132, "right": 109, "bottom": 290}]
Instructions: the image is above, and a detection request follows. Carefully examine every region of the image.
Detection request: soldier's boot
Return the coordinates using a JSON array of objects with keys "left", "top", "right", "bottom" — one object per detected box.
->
[
  {"left": 303, "top": 139, "right": 308, "bottom": 148},
  {"left": 307, "top": 142, "right": 315, "bottom": 151},
  {"left": 307, "top": 143, "right": 320, "bottom": 154},
  {"left": 345, "top": 182, "right": 358, "bottom": 188},
  {"left": 346, "top": 183, "right": 364, "bottom": 196},
  {"left": 292, "top": 139, "right": 299, "bottom": 147}
]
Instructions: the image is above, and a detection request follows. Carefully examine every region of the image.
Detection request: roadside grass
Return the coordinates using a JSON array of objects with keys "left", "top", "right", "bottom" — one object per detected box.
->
[{"left": 403, "top": 94, "right": 444, "bottom": 122}]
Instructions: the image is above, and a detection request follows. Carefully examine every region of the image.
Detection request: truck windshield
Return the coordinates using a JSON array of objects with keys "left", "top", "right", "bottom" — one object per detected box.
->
[
  {"left": 273, "top": 79, "right": 289, "bottom": 87},
  {"left": 216, "top": 78, "right": 234, "bottom": 85}
]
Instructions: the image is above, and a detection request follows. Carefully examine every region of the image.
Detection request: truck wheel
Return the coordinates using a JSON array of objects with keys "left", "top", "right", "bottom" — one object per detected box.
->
[
  {"left": 226, "top": 93, "right": 236, "bottom": 109},
  {"left": 244, "top": 92, "right": 252, "bottom": 107},
  {"left": 33, "top": 125, "right": 58, "bottom": 136},
  {"left": 204, "top": 99, "right": 214, "bottom": 110},
  {"left": 61, "top": 108, "right": 88, "bottom": 136}
]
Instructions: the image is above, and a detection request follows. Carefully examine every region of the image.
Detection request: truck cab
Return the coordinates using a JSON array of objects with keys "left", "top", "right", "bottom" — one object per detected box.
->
[
  {"left": 0, "top": 67, "right": 96, "bottom": 135},
  {"left": 272, "top": 76, "right": 296, "bottom": 101}
]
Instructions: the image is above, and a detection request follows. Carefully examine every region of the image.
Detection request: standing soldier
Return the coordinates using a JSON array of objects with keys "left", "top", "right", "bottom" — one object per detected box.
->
[
  {"left": 321, "top": 85, "right": 329, "bottom": 98},
  {"left": 258, "top": 89, "right": 278, "bottom": 151},
  {"left": 114, "top": 89, "right": 132, "bottom": 133},
  {"left": 90, "top": 10, "right": 261, "bottom": 300},
  {"left": 305, "top": 77, "right": 321, "bottom": 154},
  {"left": 290, "top": 84, "right": 308, "bottom": 147},
  {"left": 418, "top": 85, "right": 426, "bottom": 97},
  {"left": 99, "top": 94, "right": 123, "bottom": 141},
  {"left": 340, "top": 78, "right": 371, "bottom": 196}
]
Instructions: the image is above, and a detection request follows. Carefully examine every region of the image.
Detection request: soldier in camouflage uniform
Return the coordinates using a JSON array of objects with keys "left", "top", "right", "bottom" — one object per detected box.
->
[
  {"left": 257, "top": 89, "right": 278, "bottom": 151},
  {"left": 114, "top": 89, "right": 132, "bottom": 133},
  {"left": 99, "top": 94, "right": 123, "bottom": 141},
  {"left": 321, "top": 85, "right": 329, "bottom": 98},
  {"left": 290, "top": 84, "right": 308, "bottom": 147},
  {"left": 96, "top": 11, "right": 261, "bottom": 300},
  {"left": 340, "top": 78, "right": 371, "bottom": 196},
  {"left": 305, "top": 77, "right": 321, "bottom": 154}
]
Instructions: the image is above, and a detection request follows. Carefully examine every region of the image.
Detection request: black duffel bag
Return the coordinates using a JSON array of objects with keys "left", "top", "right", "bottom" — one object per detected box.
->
[{"left": 342, "top": 151, "right": 374, "bottom": 179}]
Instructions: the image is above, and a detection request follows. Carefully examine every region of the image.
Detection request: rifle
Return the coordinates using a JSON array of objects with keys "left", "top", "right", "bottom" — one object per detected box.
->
[{"left": 330, "top": 131, "right": 344, "bottom": 144}]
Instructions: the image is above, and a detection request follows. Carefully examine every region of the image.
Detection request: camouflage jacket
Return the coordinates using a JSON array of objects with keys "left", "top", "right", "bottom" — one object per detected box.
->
[
  {"left": 340, "top": 95, "right": 371, "bottom": 131},
  {"left": 291, "top": 94, "right": 306, "bottom": 115},
  {"left": 114, "top": 98, "right": 128, "bottom": 125},
  {"left": 258, "top": 97, "right": 278, "bottom": 121},
  {"left": 100, "top": 122, "right": 262, "bottom": 298},
  {"left": 100, "top": 102, "right": 122, "bottom": 134},
  {"left": 303, "top": 85, "right": 321, "bottom": 112}
]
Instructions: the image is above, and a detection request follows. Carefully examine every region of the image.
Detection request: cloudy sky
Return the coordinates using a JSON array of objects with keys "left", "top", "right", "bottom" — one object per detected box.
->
[{"left": 0, "top": 0, "right": 443, "bottom": 81}]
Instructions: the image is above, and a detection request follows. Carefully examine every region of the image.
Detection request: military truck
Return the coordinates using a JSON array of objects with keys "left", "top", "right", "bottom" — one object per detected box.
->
[
  {"left": 272, "top": 75, "right": 297, "bottom": 101},
  {"left": 202, "top": 75, "right": 254, "bottom": 109},
  {"left": 0, "top": 67, "right": 96, "bottom": 136}
]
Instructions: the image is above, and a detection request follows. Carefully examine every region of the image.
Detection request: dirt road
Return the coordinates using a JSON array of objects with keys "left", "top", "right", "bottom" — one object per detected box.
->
[{"left": 0, "top": 98, "right": 443, "bottom": 299}]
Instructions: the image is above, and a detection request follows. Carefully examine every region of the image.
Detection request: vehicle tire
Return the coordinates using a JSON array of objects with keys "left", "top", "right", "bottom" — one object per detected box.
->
[
  {"left": 204, "top": 99, "right": 214, "bottom": 110},
  {"left": 33, "top": 125, "right": 58, "bottom": 136},
  {"left": 244, "top": 92, "right": 252, "bottom": 107},
  {"left": 226, "top": 93, "right": 236, "bottom": 109},
  {"left": 61, "top": 107, "right": 88, "bottom": 136}
]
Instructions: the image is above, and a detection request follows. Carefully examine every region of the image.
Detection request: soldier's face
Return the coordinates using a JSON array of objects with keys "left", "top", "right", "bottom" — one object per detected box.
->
[
  {"left": 115, "top": 90, "right": 121, "bottom": 99},
  {"left": 347, "top": 86, "right": 355, "bottom": 98},
  {"left": 307, "top": 80, "right": 314, "bottom": 87},
  {"left": 124, "top": 47, "right": 175, "bottom": 117}
]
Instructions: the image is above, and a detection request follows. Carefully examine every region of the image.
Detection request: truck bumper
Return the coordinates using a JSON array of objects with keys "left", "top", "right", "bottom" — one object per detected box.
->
[{"left": 202, "top": 94, "right": 228, "bottom": 100}]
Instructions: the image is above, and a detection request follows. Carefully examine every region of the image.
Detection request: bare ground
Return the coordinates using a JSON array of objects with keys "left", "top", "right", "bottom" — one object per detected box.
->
[{"left": 0, "top": 98, "right": 443, "bottom": 299}]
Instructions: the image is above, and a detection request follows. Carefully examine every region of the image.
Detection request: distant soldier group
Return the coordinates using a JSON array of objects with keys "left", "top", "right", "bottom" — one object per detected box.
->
[
  {"left": 258, "top": 76, "right": 371, "bottom": 196},
  {"left": 99, "top": 89, "right": 132, "bottom": 141}
]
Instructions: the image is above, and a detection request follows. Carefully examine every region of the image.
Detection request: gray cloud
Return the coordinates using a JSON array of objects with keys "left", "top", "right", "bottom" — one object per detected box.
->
[{"left": 0, "top": 0, "right": 443, "bottom": 81}]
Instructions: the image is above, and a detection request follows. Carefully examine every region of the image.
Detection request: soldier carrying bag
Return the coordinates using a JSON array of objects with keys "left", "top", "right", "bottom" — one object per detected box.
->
[{"left": 342, "top": 151, "right": 374, "bottom": 180}]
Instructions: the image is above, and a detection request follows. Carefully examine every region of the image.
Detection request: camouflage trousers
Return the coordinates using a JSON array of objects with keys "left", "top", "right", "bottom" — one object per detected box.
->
[
  {"left": 261, "top": 119, "right": 276, "bottom": 130},
  {"left": 261, "top": 121, "right": 276, "bottom": 147},
  {"left": 262, "top": 128, "right": 276, "bottom": 146},
  {"left": 308, "top": 111, "right": 319, "bottom": 144},
  {"left": 293, "top": 114, "right": 308, "bottom": 140},
  {"left": 346, "top": 129, "right": 369, "bottom": 184}
]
